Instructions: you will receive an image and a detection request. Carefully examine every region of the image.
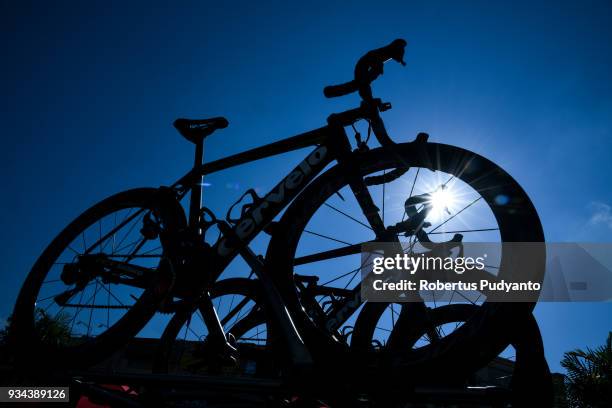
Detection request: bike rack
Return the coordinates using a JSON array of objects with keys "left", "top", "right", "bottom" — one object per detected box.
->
[
  {"left": 69, "top": 371, "right": 287, "bottom": 407},
  {"left": 0, "top": 360, "right": 521, "bottom": 407},
  {"left": 66, "top": 370, "right": 515, "bottom": 408}
]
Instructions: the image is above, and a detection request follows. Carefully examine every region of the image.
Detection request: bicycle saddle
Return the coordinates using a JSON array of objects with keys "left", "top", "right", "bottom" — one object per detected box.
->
[{"left": 173, "top": 117, "right": 229, "bottom": 144}]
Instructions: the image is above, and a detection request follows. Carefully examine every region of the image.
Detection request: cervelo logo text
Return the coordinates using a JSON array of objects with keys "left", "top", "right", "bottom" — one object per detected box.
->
[{"left": 217, "top": 146, "right": 328, "bottom": 256}]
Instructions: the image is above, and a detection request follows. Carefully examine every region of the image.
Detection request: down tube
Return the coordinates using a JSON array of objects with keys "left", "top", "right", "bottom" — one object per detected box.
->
[{"left": 212, "top": 144, "right": 335, "bottom": 270}]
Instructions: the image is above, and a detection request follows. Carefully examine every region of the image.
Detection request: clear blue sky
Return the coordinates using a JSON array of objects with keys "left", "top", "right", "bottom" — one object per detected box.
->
[{"left": 1, "top": 0, "right": 610, "bottom": 372}]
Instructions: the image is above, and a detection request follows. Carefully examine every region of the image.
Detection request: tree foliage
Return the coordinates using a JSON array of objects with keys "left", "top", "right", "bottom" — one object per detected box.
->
[
  {"left": 0, "top": 308, "right": 72, "bottom": 347},
  {"left": 561, "top": 332, "right": 611, "bottom": 408}
]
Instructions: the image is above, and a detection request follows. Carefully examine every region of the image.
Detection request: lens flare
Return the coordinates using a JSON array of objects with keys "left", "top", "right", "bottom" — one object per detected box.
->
[{"left": 428, "top": 187, "right": 455, "bottom": 221}]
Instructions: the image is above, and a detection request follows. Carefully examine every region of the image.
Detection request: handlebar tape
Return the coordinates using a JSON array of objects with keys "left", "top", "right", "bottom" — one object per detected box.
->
[{"left": 323, "top": 80, "right": 359, "bottom": 98}]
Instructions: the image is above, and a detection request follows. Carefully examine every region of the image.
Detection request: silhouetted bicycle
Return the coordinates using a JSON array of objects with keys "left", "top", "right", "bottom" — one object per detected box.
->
[{"left": 11, "top": 39, "right": 545, "bottom": 396}]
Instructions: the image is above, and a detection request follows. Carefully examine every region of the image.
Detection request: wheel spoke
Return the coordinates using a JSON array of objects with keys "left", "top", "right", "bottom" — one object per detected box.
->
[
  {"left": 376, "top": 326, "right": 392, "bottom": 333},
  {"left": 69, "top": 284, "right": 91, "bottom": 333},
  {"left": 36, "top": 281, "right": 94, "bottom": 304},
  {"left": 108, "top": 253, "right": 162, "bottom": 258},
  {"left": 113, "top": 212, "right": 146, "bottom": 254},
  {"left": 303, "top": 229, "right": 353, "bottom": 246},
  {"left": 382, "top": 170, "right": 386, "bottom": 225},
  {"left": 113, "top": 237, "right": 145, "bottom": 256},
  {"left": 343, "top": 268, "right": 361, "bottom": 289},
  {"left": 324, "top": 203, "right": 373, "bottom": 231},
  {"left": 221, "top": 297, "right": 251, "bottom": 327},
  {"left": 185, "top": 319, "right": 200, "bottom": 340},
  {"left": 106, "top": 280, "right": 110, "bottom": 329},
  {"left": 85, "top": 208, "right": 145, "bottom": 255},
  {"left": 140, "top": 245, "right": 162, "bottom": 255},
  {"left": 428, "top": 227, "right": 499, "bottom": 235},
  {"left": 321, "top": 266, "right": 361, "bottom": 286},
  {"left": 241, "top": 332, "right": 267, "bottom": 342},
  {"left": 124, "top": 237, "right": 148, "bottom": 263},
  {"left": 429, "top": 196, "right": 482, "bottom": 233},
  {"left": 452, "top": 289, "right": 476, "bottom": 305},
  {"left": 86, "top": 280, "right": 100, "bottom": 336},
  {"left": 97, "top": 280, "right": 127, "bottom": 307},
  {"left": 320, "top": 252, "right": 375, "bottom": 286},
  {"left": 67, "top": 245, "right": 80, "bottom": 256}
]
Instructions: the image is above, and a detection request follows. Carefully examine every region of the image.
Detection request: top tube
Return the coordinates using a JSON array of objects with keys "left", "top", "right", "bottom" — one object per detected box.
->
[{"left": 172, "top": 126, "right": 331, "bottom": 190}]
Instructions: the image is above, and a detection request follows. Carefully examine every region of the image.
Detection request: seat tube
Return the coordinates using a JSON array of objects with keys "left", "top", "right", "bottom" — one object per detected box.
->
[{"left": 189, "top": 140, "right": 205, "bottom": 231}]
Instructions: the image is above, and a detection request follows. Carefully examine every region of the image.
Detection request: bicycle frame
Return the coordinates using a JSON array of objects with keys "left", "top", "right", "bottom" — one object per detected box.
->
[
  {"left": 166, "top": 104, "right": 397, "bottom": 366},
  {"left": 173, "top": 126, "right": 330, "bottom": 255}
]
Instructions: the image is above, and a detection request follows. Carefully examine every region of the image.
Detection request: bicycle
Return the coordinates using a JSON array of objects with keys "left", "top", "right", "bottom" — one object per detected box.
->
[{"left": 11, "top": 39, "right": 545, "bottom": 397}]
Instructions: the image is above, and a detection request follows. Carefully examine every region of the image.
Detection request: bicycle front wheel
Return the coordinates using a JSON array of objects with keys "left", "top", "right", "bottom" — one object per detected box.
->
[{"left": 265, "top": 141, "right": 545, "bottom": 379}]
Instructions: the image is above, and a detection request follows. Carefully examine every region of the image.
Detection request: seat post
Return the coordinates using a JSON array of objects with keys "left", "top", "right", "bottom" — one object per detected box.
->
[{"left": 189, "top": 139, "right": 205, "bottom": 231}]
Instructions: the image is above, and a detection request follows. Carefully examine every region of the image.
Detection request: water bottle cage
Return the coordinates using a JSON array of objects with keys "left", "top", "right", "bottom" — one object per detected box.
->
[{"left": 226, "top": 188, "right": 263, "bottom": 225}]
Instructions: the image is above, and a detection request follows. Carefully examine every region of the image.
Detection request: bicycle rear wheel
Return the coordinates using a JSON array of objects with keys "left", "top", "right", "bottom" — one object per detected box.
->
[{"left": 10, "top": 188, "right": 186, "bottom": 369}]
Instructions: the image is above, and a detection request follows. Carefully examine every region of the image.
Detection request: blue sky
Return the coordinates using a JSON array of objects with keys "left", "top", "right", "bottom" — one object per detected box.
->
[{"left": 1, "top": 0, "right": 611, "bottom": 372}]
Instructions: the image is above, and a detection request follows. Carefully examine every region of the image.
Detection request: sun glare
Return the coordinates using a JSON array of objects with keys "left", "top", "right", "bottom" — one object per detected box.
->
[{"left": 428, "top": 186, "right": 456, "bottom": 221}]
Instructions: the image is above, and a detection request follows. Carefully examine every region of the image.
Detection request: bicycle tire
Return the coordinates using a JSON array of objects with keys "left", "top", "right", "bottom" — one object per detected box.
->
[
  {"left": 265, "top": 141, "right": 545, "bottom": 381},
  {"left": 10, "top": 188, "right": 186, "bottom": 369}
]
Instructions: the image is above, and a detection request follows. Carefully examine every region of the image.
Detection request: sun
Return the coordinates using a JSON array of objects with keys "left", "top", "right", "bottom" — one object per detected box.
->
[{"left": 427, "top": 186, "right": 456, "bottom": 222}]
